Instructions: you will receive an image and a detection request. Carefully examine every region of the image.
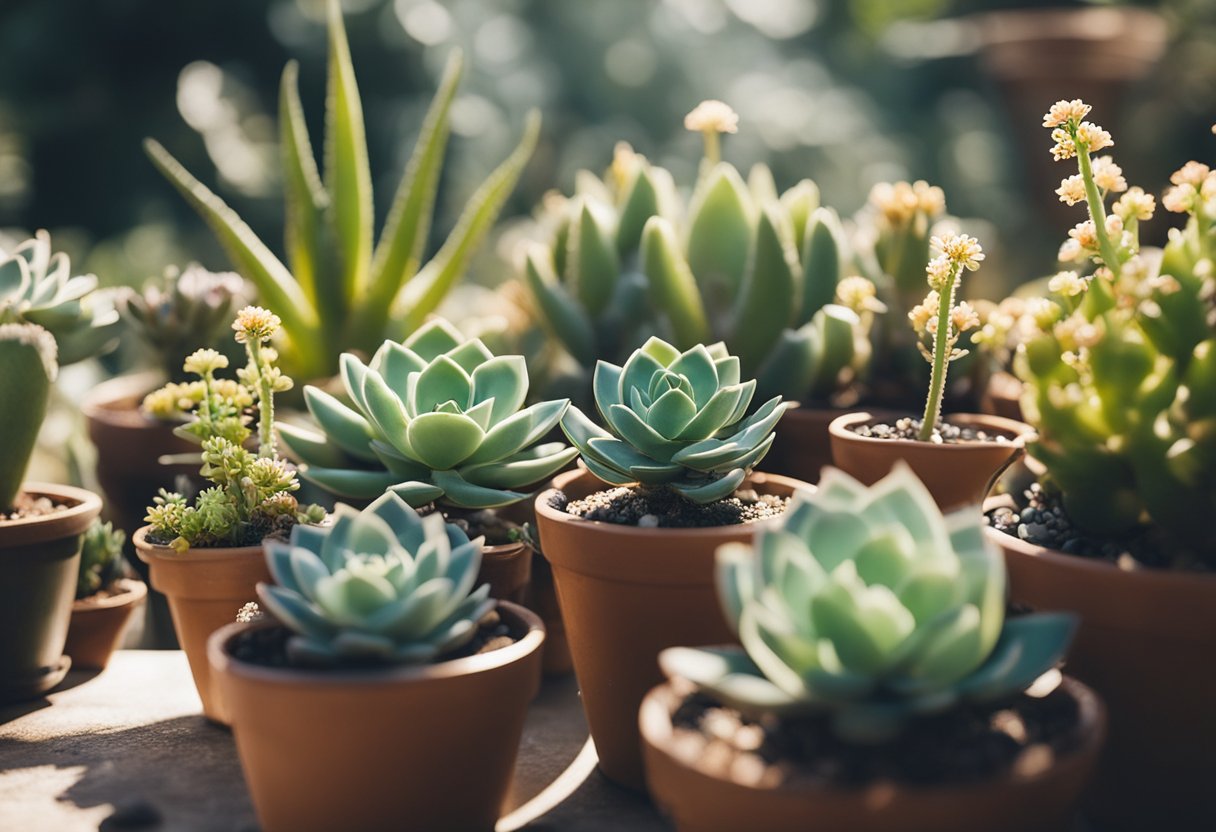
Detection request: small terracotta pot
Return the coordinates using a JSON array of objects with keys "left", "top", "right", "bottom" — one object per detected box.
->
[
  {"left": 984, "top": 511, "right": 1216, "bottom": 831},
  {"left": 534, "top": 468, "right": 810, "bottom": 790},
  {"left": 134, "top": 527, "right": 269, "bottom": 723},
  {"left": 829, "top": 412, "right": 1031, "bottom": 510},
  {"left": 209, "top": 601, "right": 545, "bottom": 832},
  {"left": 980, "top": 371, "right": 1024, "bottom": 423},
  {"left": 65, "top": 577, "right": 148, "bottom": 670},
  {"left": 762, "top": 406, "right": 847, "bottom": 484},
  {"left": 477, "top": 540, "right": 531, "bottom": 605},
  {"left": 640, "top": 676, "right": 1104, "bottom": 832},
  {"left": 0, "top": 483, "right": 102, "bottom": 703}
]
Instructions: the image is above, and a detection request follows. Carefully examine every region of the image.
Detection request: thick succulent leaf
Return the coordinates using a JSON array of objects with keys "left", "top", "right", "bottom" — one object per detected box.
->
[
  {"left": 811, "top": 563, "right": 914, "bottom": 675},
  {"left": 289, "top": 544, "right": 335, "bottom": 599},
  {"left": 277, "top": 421, "right": 350, "bottom": 468},
  {"left": 431, "top": 469, "right": 526, "bottom": 509},
  {"left": 629, "top": 463, "right": 686, "bottom": 484},
  {"left": 715, "top": 542, "right": 756, "bottom": 632},
  {"left": 780, "top": 179, "right": 820, "bottom": 246},
  {"left": 258, "top": 583, "right": 334, "bottom": 640},
  {"left": 407, "top": 411, "right": 485, "bottom": 470},
  {"left": 862, "top": 463, "right": 954, "bottom": 561},
  {"left": 446, "top": 338, "right": 495, "bottom": 373},
  {"left": 894, "top": 562, "right": 962, "bottom": 625},
  {"left": 714, "top": 355, "right": 741, "bottom": 387},
  {"left": 646, "top": 387, "right": 698, "bottom": 439},
  {"left": 579, "top": 453, "right": 637, "bottom": 486},
  {"left": 265, "top": 542, "right": 302, "bottom": 594},
  {"left": 522, "top": 245, "right": 596, "bottom": 365},
  {"left": 560, "top": 403, "right": 615, "bottom": 456},
  {"left": 640, "top": 335, "right": 681, "bottom": 367},
  {"left": 618, "top": 348, "right": 665, "bottom": 410},
  {"left": 463, "top": 398, "right": 496, "bottom": 432},
  {"left": 0, "top": 255, "right": 29, "bottom": 300},
  {"left": 467, "top": 399, "right": 569, "bottom": 464},
  {"left": 676, "top": 385, "right": 744, "bottom": 440},
  {"left": 739, "top": 604, "right": 814, "bottom": 700},
  {"left": 671, "top": 468, "right": 745, "bottom": 503},
  {"left": 662, "top": 646, "right": 809, "bottom": 715},
  {"left": 809, "top": 305, "right": 859, "bottom": 393},
  {"left": 708, "top": 432, "right": 775, "bottom": 475},
  {"left": 404, "top": 318, "right": 465, "bottom": 359},
  {"left": 470, "top": 355, "right": 528, "bottom": 424},
  {"left": 369, "top": 440, "right": 430, "bottom": 478},
  {"left": 668, "top": 344, "right": 720, "bottom": 408},
  {"left": 895, "top": 603, "right": 985, "bottom": 688},
  {"left": 340, "top": 353, "right": 372, "bottom": 413},
  {"left": 673, "top": 397, "right": 783, "bottom": 468},
  {"left": 732, "top": 206, "right": 797, "bottom": 373},
  {"left": 686, "top": 163, "right": 752, "bottom": 296},
  {"left": 748, "top": 163, "right": 779, "bottom": 206},
  {"left": 798, "top": 207, "right": 845, "bottom": 326},
  {"left": 303, "top": 466, "right": 401, "bottom": 499},
  {"left": 616, "top": 164, "right": 660, "bottom": 255},
  {"left": 370, "top": 341, "right": 425, "bottom": 392},
  {"left": 569, "top": 199, "right": 619, "bottom": 315},
  {"left": 593, "top": 360, "right": 624, "bottom": 412},
  {"left": 753, "top": 327, "right": 818, "bottom": 402},
  {"left": 606, "top": 404, "right": 676, "bottom": 462},
  {"left": 389, "top": 481, "right": 447, "bottom": 508},
  {"left": 956, "top": 613, "right": 1077, "bottom": 702},
  {"left": 279, "top": 60, "right": 328, "bottom": 314},
  {"left": 304, "top": 386, "right": 379, "bottom": 462},
  {"left": 413, "top": 355, "right": 472, "bottom": 414},
  {"left": 365, "top": 491, "right": 426, "bottom": 544},
  {"left": 361, "top": 370, "right": 414, "bottom": 455},
  {"left": 459, "top": 445, "right": 579, "bottom": 490},
  {"left": 641, "top": 217, "right": 710, "bottom": 348},
  {"left": 801, "top": 509, "right": 871, "bottom": 574}
]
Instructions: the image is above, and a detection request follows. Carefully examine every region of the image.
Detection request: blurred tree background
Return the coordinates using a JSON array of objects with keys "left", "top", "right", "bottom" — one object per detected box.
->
[{"left": 1, "top": 0, "right": 1213, "bottom": 297}]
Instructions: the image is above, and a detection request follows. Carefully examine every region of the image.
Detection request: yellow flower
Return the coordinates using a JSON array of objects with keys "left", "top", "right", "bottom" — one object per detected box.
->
[
  {"left": 1048, "top": 270, "right": 1091, "bottom": 298},
  {"left": 684, "top": 100, "right": 739, "bottom": 135},
  {"left": 931, "top": 233, "right": 985, "bottom": 271},
  {"left": 183, "top": 348, "right": 228, "bottom": 376},
  {"left": 1091, "top": 157, "right": 1127, "bottom": 193},
  {"left": 1042, "top": 99, "right": 1091, "bottom": 129},
  {"left": 232, "top": 306, "right": 281, "bottom": 344},
  {"left": 1055, "top": 175, "right": 1086, "bottom": 206},
  {"left": 1113, "top": 187, "right": 1155, "bottom": 222}
]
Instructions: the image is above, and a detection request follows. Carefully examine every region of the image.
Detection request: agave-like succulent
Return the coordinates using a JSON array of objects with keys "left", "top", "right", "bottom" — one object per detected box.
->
[
  {"left": 258, "top": 492, "right": 494, "bottom": 666},
  {"left": 0, "top": 322, "right": 57, "bottom": 511},
  {"left": 0, "top": 230, "right": 120, "bottom": 365},
  {"left": 561, "top": 336, "right": 792, "bottom": 504},
  {"left": 661, "top": 463, "right": 1077, "bottom": 741},
  {"left": 279, "top": 318, "right": 578, "bottom": 509}
]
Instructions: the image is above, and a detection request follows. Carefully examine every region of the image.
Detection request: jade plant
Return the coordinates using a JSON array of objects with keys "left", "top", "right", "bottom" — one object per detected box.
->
[
  {"left": 661, "top": 463, "right": 1077, "bottom": 741},
  {"left": 522, "top": 101, "right": 881, "bottom": 404},
  {"left": 143, "top": 307, "right": 324, "bottom": 552},
  {"left": 257, "top": 492, "right": 493, "bottom": 666},
  {"left": 146, "top": 0, "right": 539, "bottom": 381},
  {"left": 279, "top": 318, "right": 577, "bottom": 509},
  {"left": 0, "top": 230, "right": 120, "bottom": 365},
  {"left": 1013, "top": 100, "right": 1216, "bottom": 566},
  {"left": 0, "top": 323, "right": 57, "bottom": 512},
  {"left": 561, "top": 336, "right": 792, "bottom": 503},
  {"left": 77, "top": 520, "right": 127, "bottom": 599}
]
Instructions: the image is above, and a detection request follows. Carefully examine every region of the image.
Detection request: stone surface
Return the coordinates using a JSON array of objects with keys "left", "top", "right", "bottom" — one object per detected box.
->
[{"left": 0, "top": 651, "right": 671, "bottom": 831}]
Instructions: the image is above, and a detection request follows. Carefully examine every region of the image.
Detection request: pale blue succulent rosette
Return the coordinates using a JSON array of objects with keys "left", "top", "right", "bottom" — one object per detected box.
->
[{"left": 661, "top": 463, "right": 1077, "bottom": 742}]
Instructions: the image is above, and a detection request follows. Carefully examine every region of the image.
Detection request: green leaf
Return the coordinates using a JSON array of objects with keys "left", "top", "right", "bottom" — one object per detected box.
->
[
  {"left": 460, "top": 445, "right": 579, "bottom": 489},
  {"left": 431, "top": 469, "right": 526, "bottom": 509},
  {"left": 668, "top": 344, "right": 719, "bottom": 407},
  {"left": 676, "top": 385, "right": 744, "bottom": 440},
  {"left": 672, "top": 469, "right": 746, "bottom": 504},
  {"left": 389, "top": 481, "right": 447, "bottom": 508},
  {"left": 279, "top": 60, "right": 329, "bottom": 315},
  {"left": 798, "top": 207, "right": 845, "bottom": 326},
  {"left": 809, "top": 305, "right": 859, "bottom": 394},
  {"left": 646, "top": 388, "right": 698, "bottom": 439},
  {"left": 304, "top": 386, "right": 378, "bottom": 461},
  {"left": 753, "top": 327, "right": 817, "bottom": 402},
  {"left": 413, "top": 355, "right": 472, "bottom": 413},
  {"left": 616, "top": 165, "right": 660, "bottom": 255},
  {"left": 569, "top": 199, "right": 619, "bottom": 315},
  {"left": 523, "top": 245, "right": 596, "bottom": 366},
  {"left": 641, "top": 217, "right": 711, "bottom": 349},
  {"left": 467, "top": 399, "right": 568, "bottom": 464},
  {"left": 470, "top": 355, "right": 528, "bottom": 424},
  {"left": 606, "top": 404, "right": 677, "bottom": 462},
  {"left": 407, "top": 411, "right": 485, "bottom": 470},
  {"left": 302, "top": 466, "right": 401, "bottom": 499},
  {"left": 360, "top": 370, "right": 413, "bottom": 456},
  {"left": 732, "top": 206, "right": 797, "bottom": 374},
  {"left": 559, "top": 404, "right": 613, "bottom": 455},
  {"left": 686, "top": 163, "right": 753, "bottom": 296},
  {"left": 957, "top": 613, "right": 1077, "bottom": 702},
  {"left": 780, "top": 180, "right": 819, "bottom": 247},
  {"left": 278, "top": 421, "right": 350, "bottom": 468}
]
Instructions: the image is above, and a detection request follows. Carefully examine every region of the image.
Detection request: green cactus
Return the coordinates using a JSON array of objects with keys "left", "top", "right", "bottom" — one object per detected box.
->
[
  {"left": 279, "top": 318, "right": 578, "bottom": 510},
  {"left": 661, "top": 464, "right": 1076, "bottom": 742},
  {"left": 561, "top": 336, "right": 792, "bottom": 504},
  {"left": 522, "top": 105, "right": 880, "bottom": 405},
  {"left": 257, "top": 492, "right": 494, "bottom": 666},
  {"left": 145, "top": 0, "right": 539, "bottom": 382},
  {"left": 77, "top": 520, "right": 127, "bottom": 599},
  {"left": 0, "top": 323, "right": 57, "bottom": 511},
  {"left": 0, "top": 230, "right": 120, "bottom": 366}
]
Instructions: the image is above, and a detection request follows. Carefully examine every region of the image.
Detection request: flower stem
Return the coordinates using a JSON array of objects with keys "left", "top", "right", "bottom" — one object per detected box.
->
[
  {"left": 918, "top": 264, "right": 959, "bottom": 441},
  {"left": 702, "top": 129, "right": 721, "bottom": 166},
  {"left": 1076, "top": 145, "right": 1122, "bottom": 272},
  {"left": 246, "top": 339, "right": 276, "bottom": 458}
]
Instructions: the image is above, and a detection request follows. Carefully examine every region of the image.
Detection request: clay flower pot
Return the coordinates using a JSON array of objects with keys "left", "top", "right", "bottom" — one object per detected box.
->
[
  {"left": 639, "top": 676, "right": 1105, "bottom": 832},
  {"left": 134, "top": 527, "right": 270, "bottom": 723},
  {"left": 209, "top": 601, "right": 545, "bottom": 832},
  {"left": 534, "top": 468, "right": 809, "bottom": 790},
  {"left": 477, "top": 540, "right": 531, "bottom": 605},
  {"left": 829, "top": 412, "right": 1030, "bottom": 510},
  {"left": 762, "top": 406, "right": 847, "bottom": 484},
  {"left": 984, "top": 512, "right": 1216, "bottom": 831},
  {"left": 980, "top": 371, "right": 1024, "bottom": 423},
  {"left": 0, "top": 483, "right": 102, "bottom": 703},
  {"left": 64, "top": 577, "right": 148, "bottom": 670}
]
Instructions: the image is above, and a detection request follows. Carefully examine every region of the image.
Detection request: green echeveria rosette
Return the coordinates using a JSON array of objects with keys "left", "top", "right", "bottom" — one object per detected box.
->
[
  {"left": 280, "top": 318, "right": 578, "bottom": 510},
  {"left": 661, "top": 463, "right": 1077, "bottom": 742},
  {"left": 258, "top": 492, "right": 494, "bottom": 666},
  {"left": 560, "top": 336, "right": 792, "bottom": 504}
]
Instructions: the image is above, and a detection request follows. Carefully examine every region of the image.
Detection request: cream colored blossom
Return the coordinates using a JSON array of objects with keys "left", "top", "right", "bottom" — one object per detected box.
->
[
  {"left": 1050, "top": 127, "right": 1076, "bottom": 161},
  {"left": 1075, "top": 122, "right": 1113, "bottom": 153},
  {"left": 1042, "top": 99, "right": 1091, "bottom": 129},
  {"left": 1048, "top": 270, "right": 1092, "bottom": 297},
  {"left": 684, "top": 100, "right": 738, "bottom": 134},
  {"left": 869, "top": 180, "right": 945, "bottom": 225},
  {"left": 1113, "top": 187, "right": 1155, "bottom": 222},
  {"left": 931, "top": 233, "right": 985, "bottom": 271},
  {"left": 1056, "top": 175, "right": 1086, "bottom": 206},
  {"left": 1069, "top": 221, "right": 1098, "bottom": 251},
  {"left": 1091, "top": 156, "right": 1127, "bottom": 192},
  {"left": 1027, "top": 297, "right": 1061, "bottom": 330},
  {"left": 1170, "top": 161, "right": 1210, "bottom": 187},
  {"left": 951, "top": 301, "right": 980, "bottom": 333},
  {"left": 183, "top": 348, "right": 228, "bottom": 376},
  {"left": 610, "top": 142, "right": 639, "bottom": 190},
  {"left": 1163, "top": 184, "right": 1194, "bottom": 214},
  {"left": 1058, "top": 238, "right": 1084, "bottom": 262},
  {"left": 925, "top": 255, "right": 955, "bottom": 291},
  {"left": 835, "top": 275, "right": 886, "bottom": 314},
  {"left": 233, "top": 306, "right": 281, "bottom": 344},
  {"left": 1147, "top": 273, "right": 1182, "bottom": 295},
  {"left": 908, "top": 291, "right": 938, "bottom": 334},
  {"left": 1104, "top": 214, "right": 1124, "bottom": 238}
]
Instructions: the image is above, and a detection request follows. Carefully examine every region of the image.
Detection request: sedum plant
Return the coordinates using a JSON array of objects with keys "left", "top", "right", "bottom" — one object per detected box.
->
[
  {"left": 0, "top": 323, "right": 57, "bottom": 512},
  {"left": 0, "top": 230, "right": 120, "bottom": 365},
  {"left": 1014, "top": 100, "right": 1216, "bottom": 566},
  {"left": 561, "top": 336, "right": 791, "bottom": 504},
  {"left": 146, "top": 0, "right": 539, "bottom": 381},
  {"left": 523, "top": 101, "right": 881, "bottom": 404},
  {"left": 257, "top": 492, "right": 493, "bottom": 666},
  {"left": 279, "top": 318, "right": 577, "bottom": 509},
  {"left": 662, "top": 463, "right": 1076, "bottom": 742},
  {"left": 77, "top": 519, "right": 127, "bottom": 599},
  {"left": 144, "top": 307, "right": 323, "bottom": 551}
]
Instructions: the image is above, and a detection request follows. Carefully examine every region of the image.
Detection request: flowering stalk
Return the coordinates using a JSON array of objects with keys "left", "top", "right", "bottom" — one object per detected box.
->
[
  {"left": 233, "top": 306, "right": 289, "bottom": 458},
  {"left": 684, "top": 99, "right": 738, "bottom": 165}
]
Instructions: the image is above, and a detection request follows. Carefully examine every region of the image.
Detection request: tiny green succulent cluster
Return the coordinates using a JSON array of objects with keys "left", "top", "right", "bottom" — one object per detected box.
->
[
  {"left": 562, "top": 336, "right": 791, "bottom": 504},
  {"left": 0, "top": 322, "right": 57, "bottom": 511},
  {"left": 522, "top": 103, "right": 881, "bottom": 405},
  {"left": 662, "top": 464, "right": 1076, "bottom": 742},
  {"left": 258, "top": 492, "right": 494, "bottom": 666},
  {"left": 77, "top": 520, "right": 127, "bottom": 599},
  {"left": 280, "top": 318, "right": 577, "bottom": 509},
  {"left": 0, "top": 230, "right": 120, "bottom": 366},
  {"left": 1016, "top": 99, "right": 1216, "bottom": 566}
]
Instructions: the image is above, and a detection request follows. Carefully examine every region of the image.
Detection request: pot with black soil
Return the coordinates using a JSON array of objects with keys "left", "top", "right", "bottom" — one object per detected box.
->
[
  {"left": 641, "top": 464, "right": 1104, "bottom": 832},
  {"left": 209, "top": 494, "right": 544, "bottom": 832},
  {"left": 65, "top": 520, "right": 147, "bottom": 670}
]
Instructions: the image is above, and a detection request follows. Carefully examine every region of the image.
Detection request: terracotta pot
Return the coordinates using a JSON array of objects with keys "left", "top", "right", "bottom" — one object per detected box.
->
[
  {"left": 534, "top": 468, "right": 810, "bottom": 790},
  {"left": 64, "top": 577, "right": 148, "bottom": 670},
  {"left": 134, "top": 527, "right": 269, "bottom": 723},
  {"left": 0, "top": 483, "right": 102, "bottom": 703},
  {"left": 984, "top": 512, "right": 1216, "bottom": 831},
  {"left": 762, "top": 406, "right": 847, "bottom": 484},
  {"left": 828, "top": 412, "right": 1031, "bottom": 511},
  {"left": 477, "top": 540, "right": 531, "bottom": 605},
  {"left": 209, "top": 601, "right": 545, "bottom": 832},
  {"left": 640, "top": 676, "right": 1104, "bottom": 832},
  {"left": 980, "top": 371, "right": 1024, "bottom": 423}
]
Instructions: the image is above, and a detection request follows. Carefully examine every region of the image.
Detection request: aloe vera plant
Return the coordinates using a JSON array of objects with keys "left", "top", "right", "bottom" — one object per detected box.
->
[
  {"left": 561, "top": 336, "right": 792, "bottom": 504},
  {"left": 145, "top": 0, "right": 539, "bottom": 381},
  {"left": 661, "top": 463, "right": 1076, "bottom": 741},
  {"left": 0, "top": 323, "right": 57, "bottom": 511},
  {"left": 279, "top": 318, "right": 577, "bottom": 509}
]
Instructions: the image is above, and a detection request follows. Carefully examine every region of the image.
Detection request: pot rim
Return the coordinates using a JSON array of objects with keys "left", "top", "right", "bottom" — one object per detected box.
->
[
  {"left": 72, "top": 577, "right": 149, "bottom": 612},
  {"left": 828, "top": 411, "right": 1033, "bottom": 452},
  {"left": 208, "top": 599, "right": 545, "bottom": 688},
  {"left": 0, "top": 482, "right": 103, "bottom": 548},
  {"left": 132, "top": 525, "right": 266, "bottom": 563},
  {"left": 640, "top": 673, "right": 1106, "bottom": 797},
  {"left": 81, "top": 370, "right": 173, "bottom": 427}
]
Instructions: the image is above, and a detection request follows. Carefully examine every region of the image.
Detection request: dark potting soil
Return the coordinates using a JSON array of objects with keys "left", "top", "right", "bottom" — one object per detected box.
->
[
  {"left": 667, "top": 681, "right": 1083, "bottom": 790},
  {"left": 0, "top": 492, "right": 71, "bottom": 522},
  {"left": 554, "top": 486, "right": 788, "bottom": 528},
  {"left": 424, "top": 506, "right": 521, "bottom": 547},
  {"left": 850, "top": 417, "right": 1012, "bottom": 446},
  {"left": 227, "top": 605, "right": 519, "bottom": 670}
]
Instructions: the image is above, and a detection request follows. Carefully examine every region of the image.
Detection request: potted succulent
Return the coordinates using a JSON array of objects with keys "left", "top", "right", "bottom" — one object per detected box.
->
[
  {"left": 533, "top": 335, "right": 808, "bottom": 788},
  {"left": 208, "top": 493, "right": 544, "bottom": 832},
  {"left": 829, "top": 231, "right": 1031, "bottom": 509},
  {"left": 277, "top": 317, "right": 578, "bottom": 610},
  {"left": 986, "top": 99, "right": 1216, "bottom": 830},
  {"left": 641, "top": 463, "right": 1105, "bottom": 832},
  {"left": 134, "top": 306, "right": 324, "bottom": 723},
  {"left": 64, "top": 519, "right": 147, "bottom": 671},
  {"left": 521, "top": 101, "right": 883, "bottom": 483},
  {"left": 146, "top": 0, "right": 538, "bottom": 385}
]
